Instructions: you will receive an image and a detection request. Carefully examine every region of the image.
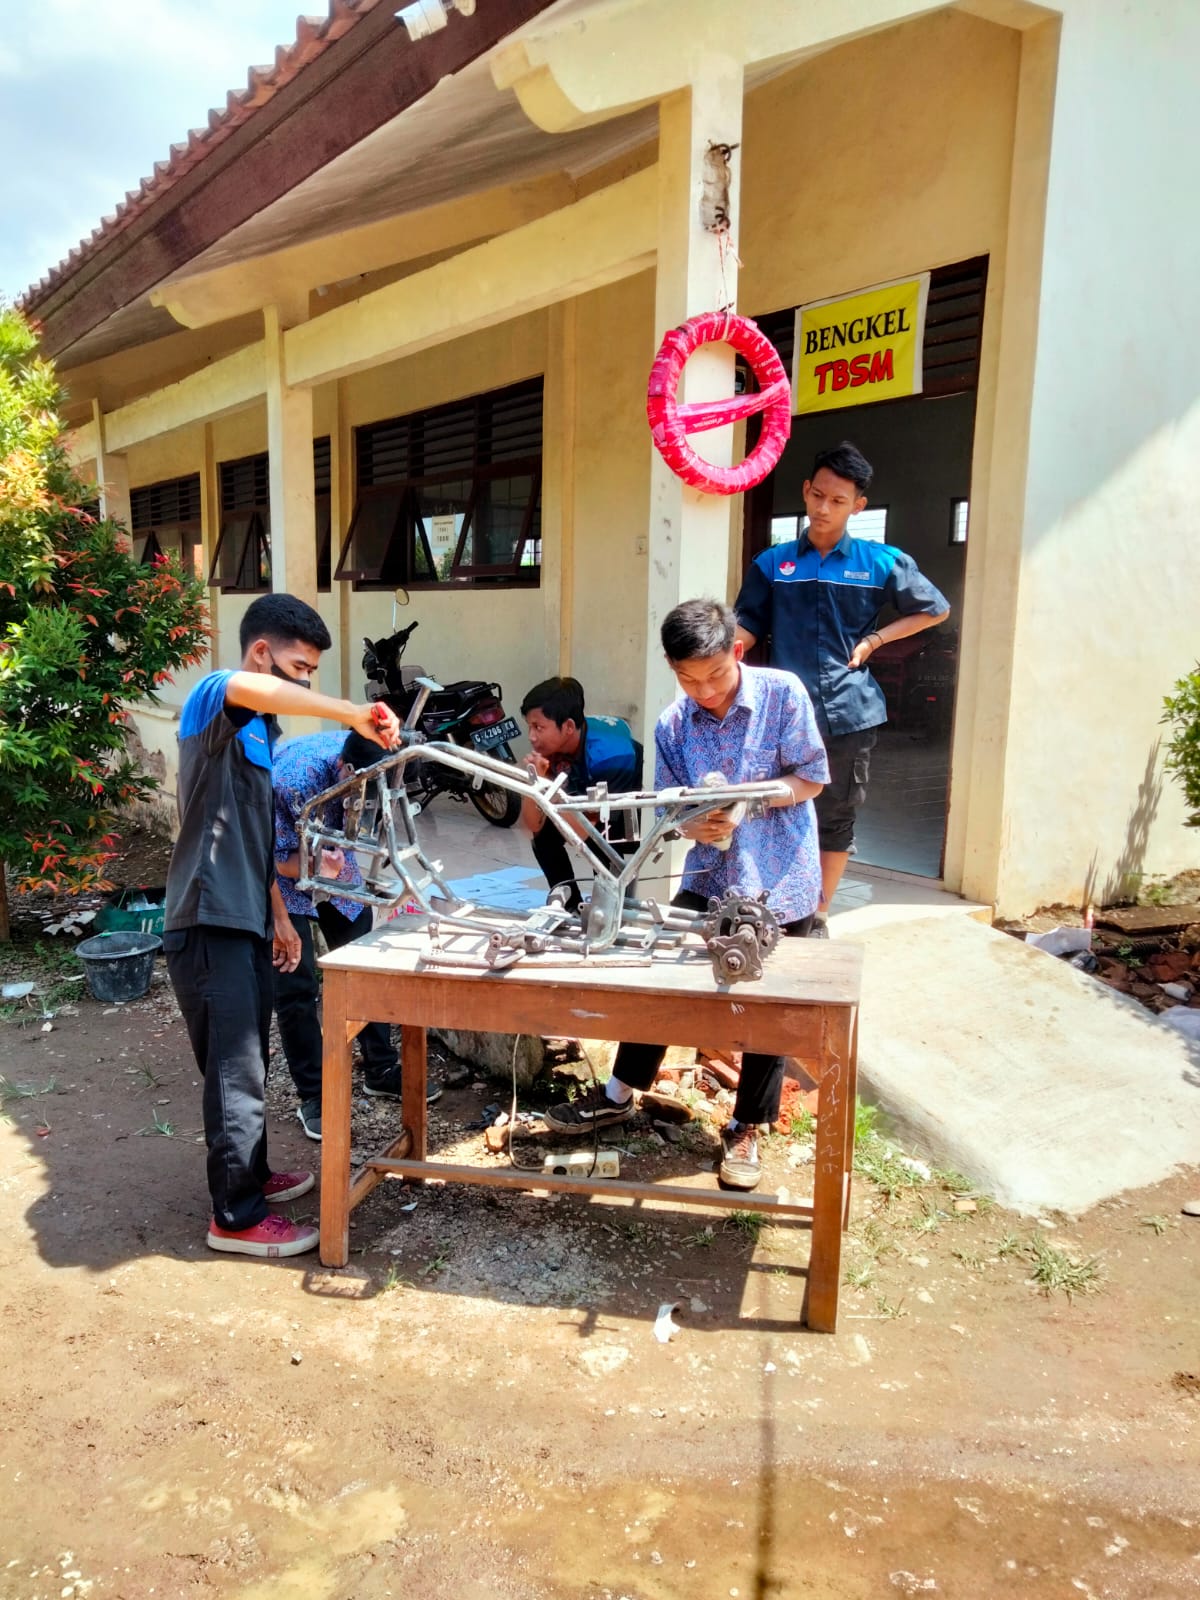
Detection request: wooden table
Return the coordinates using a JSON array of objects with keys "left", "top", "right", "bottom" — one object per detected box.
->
[{"left": 318, "top": 922, "right": 862, "bottom": 1332}]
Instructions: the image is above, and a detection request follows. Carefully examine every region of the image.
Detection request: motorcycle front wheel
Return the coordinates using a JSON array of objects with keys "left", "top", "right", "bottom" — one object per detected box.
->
[{"left": 468, "top": 743, "right": 522, "bottom": 828}]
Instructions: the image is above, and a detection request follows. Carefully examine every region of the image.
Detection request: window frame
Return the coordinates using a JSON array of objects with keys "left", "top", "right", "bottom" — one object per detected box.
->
[
  {"left": 846, "top": 504, "right": 890, "bottom": 544},
  {"left": 337, "top": 380, "right": 543, "bottom": 591},
  {"left": 211, "top": 453, "right": 271, "bottom": 595},
  {"left": 209, "top": 506, "right": 271, "bottom": 595},
  {"left": 129, "top": 474, "right": 202, "bottom": 575},
  {"left": 949, "top": 497, "right": 969, "bottom": 546}
]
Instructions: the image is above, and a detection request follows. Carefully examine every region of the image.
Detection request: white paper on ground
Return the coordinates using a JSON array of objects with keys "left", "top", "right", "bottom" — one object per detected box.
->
[
  {"left": 1158, "top": 1006, "right": 1200, "bottom": 1041},
  {"left": 1025, "top": 926, "right": 1093, "bottom": 957},
  {"left": 653, "top": 1302, "right": 682, "bottom": 1343}
]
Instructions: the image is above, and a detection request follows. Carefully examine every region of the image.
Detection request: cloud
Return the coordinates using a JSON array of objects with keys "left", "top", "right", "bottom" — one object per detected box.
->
[{"left": 1, "top": 0, "right": 309, "bottom": 299}]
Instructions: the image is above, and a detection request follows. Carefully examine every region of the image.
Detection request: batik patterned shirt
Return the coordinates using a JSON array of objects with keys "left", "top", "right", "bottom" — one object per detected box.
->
[
  {"left": 653, "top": 665, "right": 829, "bottom": 923},
  {"left": 273, "top": 731, "right": 364, "bottom": 921}
]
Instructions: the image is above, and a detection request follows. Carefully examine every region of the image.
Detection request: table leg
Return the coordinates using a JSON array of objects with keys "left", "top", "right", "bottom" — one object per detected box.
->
[
  {"left": 842, "top": 1006, "right": 859, "bottom": 1231},
  {"left": 805, "top": 1009, "right": 852, "bottom": 1333},
  {"left": 400, "top": 1025, "right": 428, "bottom": 1177},
  {"left": 319, "top": 972, "right": 354, "bottom": 1268}
]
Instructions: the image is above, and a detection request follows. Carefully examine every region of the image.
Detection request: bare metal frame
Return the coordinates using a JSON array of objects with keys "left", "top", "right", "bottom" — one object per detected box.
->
[{"left": 296, "top": 739, "right": 791, "bottom": 973}]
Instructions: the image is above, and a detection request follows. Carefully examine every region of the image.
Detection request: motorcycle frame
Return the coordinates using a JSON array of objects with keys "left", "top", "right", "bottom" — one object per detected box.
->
[{"left": 296, "top": 739, "right": 792, "bottom": 968}]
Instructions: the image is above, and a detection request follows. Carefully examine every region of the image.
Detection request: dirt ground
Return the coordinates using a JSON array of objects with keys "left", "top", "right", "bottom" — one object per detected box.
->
[{"left": 2, "top": 860, "right": 1200, "bottom": 1598}]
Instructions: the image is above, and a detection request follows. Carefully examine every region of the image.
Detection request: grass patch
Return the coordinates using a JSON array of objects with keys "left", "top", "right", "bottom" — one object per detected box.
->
[
  {"left": 1140, "top": 1214, "right": 1169, "bottom": 1236},
  {"left": 0, "top": 1074, "right": 58, "bottom": 1107},
  {"left": 724, "top": 1210, "right": 768, "bottom": 1245},
  {"left": 952, "top": 1247, "right": 987, "bottom": 1271},
  {"left": 423, "top": 1244, "right": 452, "bottom": 1277},
  {"left": 855, "top": 1100, "right": 881, "bottom": 1141},
  {"left": 619, "top": 1219, "right": 655, "bottom": 1245},
  {"left": 1024, "top": 1233, "right": 1104, "bottom": 1300},
  {"left": 854, "top": 1134, "right": 926, "bottom": 1201},
  {"left": 851, "top": 1217, "right": 889, "bottom": 1259},
  {"left": 875, "top": 1293, "right": 907, "bottom": 1320},
  {"left": 908, "top": 1194, "right": 947, "bottom": 1236},
  {"left": 787, "top": 1106, "right": 815, "bottom": 1140},
  {"left": 844, "top": 1261, "right": 875, "bottom": 1290},
  {"left": 994, "top": 1231, "right": 1023, "bottom": 1258},
  {"left": 685, "top": 1225, "right": 716, "bottom": 1249},
  {"left": 136, "top": 1108, "right": 175, "bottom": 1137},
  {"left": 380, "top": 1263, "right": 411, "bottom": 1293}
]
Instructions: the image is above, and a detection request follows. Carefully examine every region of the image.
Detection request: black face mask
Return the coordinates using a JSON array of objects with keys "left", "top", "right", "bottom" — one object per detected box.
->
[{"left": 269, "top": 655, "right": 312, "bottom": 690}]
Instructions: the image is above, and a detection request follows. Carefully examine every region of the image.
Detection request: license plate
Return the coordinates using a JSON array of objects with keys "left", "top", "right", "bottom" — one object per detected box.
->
[{"left": 471, "top": 716, "right": 520, "bottom": 752}]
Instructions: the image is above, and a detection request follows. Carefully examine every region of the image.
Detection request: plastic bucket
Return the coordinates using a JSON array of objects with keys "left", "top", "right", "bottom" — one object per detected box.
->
[
  {"left": 75, "top": 930, "right": 162, "bottom": 1003},
  {"left": 95, "top": 887, "right": 166, "bottom": 938}
]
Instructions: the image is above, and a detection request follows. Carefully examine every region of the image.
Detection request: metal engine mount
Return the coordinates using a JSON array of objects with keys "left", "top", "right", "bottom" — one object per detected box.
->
[{"left": 701, "top": 891, "right": 781, "bottom": 985}]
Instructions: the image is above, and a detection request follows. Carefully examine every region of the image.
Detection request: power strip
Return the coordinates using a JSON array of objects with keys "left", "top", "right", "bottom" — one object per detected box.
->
[{"left": 542, "top": 1149, "right": 620, "bottom": 1179}]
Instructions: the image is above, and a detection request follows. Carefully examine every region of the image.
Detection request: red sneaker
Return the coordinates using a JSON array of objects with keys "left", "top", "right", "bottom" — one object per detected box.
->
[
  {"left": 263, "top": 1170, "right": 314, "bottom": 1203},
  {"left": 206, "top": 1214, "right": 319, "bottom": 1258}
]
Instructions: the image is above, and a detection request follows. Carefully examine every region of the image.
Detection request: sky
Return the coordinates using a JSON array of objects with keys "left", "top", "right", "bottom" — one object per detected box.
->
[{"left": 0, "top": 0, "right": 315, "bottom": 303}]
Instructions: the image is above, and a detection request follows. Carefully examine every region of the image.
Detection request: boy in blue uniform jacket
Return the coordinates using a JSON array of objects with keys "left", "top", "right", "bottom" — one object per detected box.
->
[
  {"left": 519, "top": 676, "right": 642, "bottom": 911},
  {"left": 163, "top": 594, "right": 399, "bottom": 1259},
  {"left": 735, "top": 441, "right": 949, "bottom": 924}
]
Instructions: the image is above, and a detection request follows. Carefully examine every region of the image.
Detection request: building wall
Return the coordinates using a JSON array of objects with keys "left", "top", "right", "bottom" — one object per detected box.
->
[
  {"left": 566, "top": 271, "right": 656, "bottom": 727},
  {"left": 991, "top": 0, "right": 1200, "bottom": 912},
  {"left": 103, "top": 0, "right": 1200, "bottom": 915},
  {"left": 339, "top": 310, "right": 552, "bottom": 724}
]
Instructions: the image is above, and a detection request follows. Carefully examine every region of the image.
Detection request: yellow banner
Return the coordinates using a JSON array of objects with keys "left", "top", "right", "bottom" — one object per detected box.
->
[{"left": 793, "top": 274, "right": 930, "bottom": 414}]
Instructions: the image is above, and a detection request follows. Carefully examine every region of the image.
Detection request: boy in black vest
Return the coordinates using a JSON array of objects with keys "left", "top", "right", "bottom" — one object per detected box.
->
[{"left": 163, "top": 594, "right": 399, "bottom": 1259}]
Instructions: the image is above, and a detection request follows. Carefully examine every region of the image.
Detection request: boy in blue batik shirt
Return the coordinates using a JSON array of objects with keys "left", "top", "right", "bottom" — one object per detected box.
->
[
  {"left": 544, "top": 599, "right": 829, "bottom": 1191},
  {"left": 272, "top": 730, "right": 443, "bottom": 1143}
]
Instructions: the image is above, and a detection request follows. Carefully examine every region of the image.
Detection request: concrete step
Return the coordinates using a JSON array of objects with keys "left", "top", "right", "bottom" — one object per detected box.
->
[{"left": 853, "top": 915, "right": 1200, "bottom": 1214}]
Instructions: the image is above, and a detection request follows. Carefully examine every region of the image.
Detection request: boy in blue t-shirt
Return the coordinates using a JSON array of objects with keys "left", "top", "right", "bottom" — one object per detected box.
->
[
  {"left": 519, "top": 676, "right": 642, "bottom": 910},
  {"left": 163, "top": 593, "right": 399, "bottom": 1260}
]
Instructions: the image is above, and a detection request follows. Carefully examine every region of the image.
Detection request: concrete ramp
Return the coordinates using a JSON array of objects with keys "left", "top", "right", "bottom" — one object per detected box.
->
[{"left": 854, "top": 916, "right": 1200, "bottom": 1214}]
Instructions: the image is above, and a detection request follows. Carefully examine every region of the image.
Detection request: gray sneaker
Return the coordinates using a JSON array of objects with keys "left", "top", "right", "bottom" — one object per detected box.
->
[
  {"left": 363, "top": 1068, "right": 443, "bottom": 1105},
  {"left": 542, "top": 1083, "right": 636, "bottom": 1134},
  {"left": 297, "top": 1098, "right": 322, "bottom": 1142},
  {"left": 719, "top": 1122, "right": 762, "bottom": 1190}
]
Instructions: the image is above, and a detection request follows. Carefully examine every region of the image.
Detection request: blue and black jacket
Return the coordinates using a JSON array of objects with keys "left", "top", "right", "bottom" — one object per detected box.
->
[{"left": 735, "top": 532, "right": 949, "bottom": 738}]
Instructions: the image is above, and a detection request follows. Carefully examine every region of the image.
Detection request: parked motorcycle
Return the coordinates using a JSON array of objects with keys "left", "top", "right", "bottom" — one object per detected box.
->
[{"left": 362, "top": 616, "right": 523, "bottom": 827}]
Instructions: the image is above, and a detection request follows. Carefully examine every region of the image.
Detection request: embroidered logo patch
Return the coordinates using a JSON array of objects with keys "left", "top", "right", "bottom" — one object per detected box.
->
[{"left": 779, "top": 561, "right": 796, "bottom": 576}]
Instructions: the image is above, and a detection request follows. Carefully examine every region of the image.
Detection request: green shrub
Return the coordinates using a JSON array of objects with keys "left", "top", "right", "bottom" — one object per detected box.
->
[{"left": 1163, "top": 668, "right": 1200, "bottom": 826}]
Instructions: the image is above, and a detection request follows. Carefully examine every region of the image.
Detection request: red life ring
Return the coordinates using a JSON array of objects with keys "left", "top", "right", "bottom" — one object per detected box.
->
[{"left": 646, "top": 311, "right": 792, "bottom": 496}]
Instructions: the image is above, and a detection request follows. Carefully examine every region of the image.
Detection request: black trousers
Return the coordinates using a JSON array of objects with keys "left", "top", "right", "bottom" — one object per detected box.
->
[
  {"left": 274, "top": 901, "right": 398, "bottom": 1104},
  {"left": 531, "top": 823, "right": 583, "bottom": 908},
  {"left": 165, "top": 926, "right": 274, "bottom": 1232},
  {"left": 611, "top": 891, "right": 815, "bottom": 1126},
  {"left": 814, "top": 727, "right": 878, "bottom": 854},
  {"left": 531, "top": 821, "right": 639, "bottom": 913}
]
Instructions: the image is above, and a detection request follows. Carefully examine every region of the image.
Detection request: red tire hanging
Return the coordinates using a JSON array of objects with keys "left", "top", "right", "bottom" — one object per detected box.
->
[{"left": 646, "top": 311, "right": 792, "bottom": 496}]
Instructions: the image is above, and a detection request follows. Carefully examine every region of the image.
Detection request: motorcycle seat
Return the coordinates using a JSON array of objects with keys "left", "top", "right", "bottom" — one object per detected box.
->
[{"left": 438, "top": 679, "right": 491, "bottom": 696}]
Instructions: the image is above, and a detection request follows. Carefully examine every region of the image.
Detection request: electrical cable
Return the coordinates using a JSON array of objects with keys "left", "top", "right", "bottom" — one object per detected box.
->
[{"left": 503, "top": 1031, "right": 601, "bottom": 1179}]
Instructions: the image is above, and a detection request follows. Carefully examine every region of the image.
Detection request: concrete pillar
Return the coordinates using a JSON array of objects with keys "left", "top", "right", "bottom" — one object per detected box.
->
[
  {"left": 200, "top": 422, "right": 221, "bottom": 669},
  {"left": 91, "top": 399, "right": 131, "bottom": 530},
  {"left": 264, "top": 304, "right": 322, "bottom": 730},
  {"left": 641, "top": 57, "right": 744, "bottom": 745},
  {"left": 264, "top": 303, "right": 317, "bottom": 606}
]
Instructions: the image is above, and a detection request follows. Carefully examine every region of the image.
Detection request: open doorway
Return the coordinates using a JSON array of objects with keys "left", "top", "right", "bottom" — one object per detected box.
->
[{"left": 743, "top": 258, "right": 986, "bottom": 878}]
